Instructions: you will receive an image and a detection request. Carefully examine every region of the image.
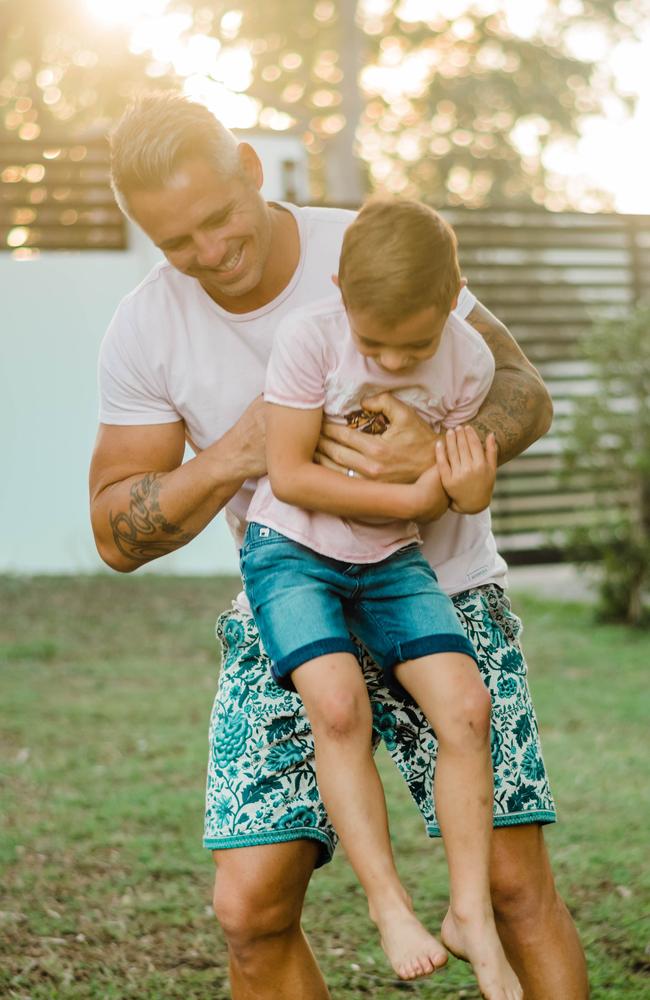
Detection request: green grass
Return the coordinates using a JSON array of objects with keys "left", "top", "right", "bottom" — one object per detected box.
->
[{"left": 1, "top": 575, "right": 648, "bottom": 999}]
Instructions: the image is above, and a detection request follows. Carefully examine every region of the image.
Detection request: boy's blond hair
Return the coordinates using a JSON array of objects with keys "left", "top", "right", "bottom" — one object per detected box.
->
[
  {"left": 109, "top": 92, "right": 240, "bottom": 216},
  {"left": 338, "top": 198, "right": 461, "bottom": 325}
]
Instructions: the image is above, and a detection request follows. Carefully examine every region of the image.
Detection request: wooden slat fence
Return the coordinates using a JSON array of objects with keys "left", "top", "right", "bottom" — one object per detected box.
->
[
  {"left": 2, "top": 141, "right": 648, "bottom": 563},
  {"left": 443, "top": 208, "right": 650, "bottom": 562},
  {"left": 0, "top": 136, "right": 125, "bottom": 252}
]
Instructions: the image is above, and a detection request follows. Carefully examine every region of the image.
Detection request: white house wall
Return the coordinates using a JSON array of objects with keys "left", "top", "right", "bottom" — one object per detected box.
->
[{"left": 0, "top": 134, "right": 309, "bottom": 575}]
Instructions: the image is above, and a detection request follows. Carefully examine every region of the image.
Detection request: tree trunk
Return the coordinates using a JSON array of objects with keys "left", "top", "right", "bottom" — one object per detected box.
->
[{"left": 323, "top": 0, "right": 365, "bottom": 206}]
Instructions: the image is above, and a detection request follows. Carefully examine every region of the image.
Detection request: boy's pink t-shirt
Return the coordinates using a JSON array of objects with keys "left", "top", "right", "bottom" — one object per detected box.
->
[{"left": 246, "top": 296, "right": 495, "bottom": 563}]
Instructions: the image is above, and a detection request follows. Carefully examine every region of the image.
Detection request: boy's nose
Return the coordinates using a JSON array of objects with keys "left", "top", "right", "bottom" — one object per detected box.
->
[{"left": 379, "top": 350, "right": 409, "bottom": 371}]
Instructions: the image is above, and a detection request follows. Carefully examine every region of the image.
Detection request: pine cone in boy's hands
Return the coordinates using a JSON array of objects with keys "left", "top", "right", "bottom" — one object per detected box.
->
[{"left": 345, "top": 408, "right": 390, "bottom": 435}]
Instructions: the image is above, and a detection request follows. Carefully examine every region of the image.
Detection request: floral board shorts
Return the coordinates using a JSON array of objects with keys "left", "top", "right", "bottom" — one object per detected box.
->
[{"left": 204, "top": 584, "right": 556, "bottom": 867}]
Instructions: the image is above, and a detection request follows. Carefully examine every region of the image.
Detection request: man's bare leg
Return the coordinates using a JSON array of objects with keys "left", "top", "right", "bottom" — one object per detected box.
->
[
  {"left": 212, "top": 840, "right": 330, "bottom": 1000},
  {"left": 490, "top": 825, "right": 589, "bottom": 999}
]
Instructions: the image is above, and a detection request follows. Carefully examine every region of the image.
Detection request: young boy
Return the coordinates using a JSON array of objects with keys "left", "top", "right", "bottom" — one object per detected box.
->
[{"left": 240, "top": 198, "right": 522, "bottom": 998}]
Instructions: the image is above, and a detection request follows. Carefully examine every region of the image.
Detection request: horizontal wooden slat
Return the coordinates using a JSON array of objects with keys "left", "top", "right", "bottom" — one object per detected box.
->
[
  {"left": 491, "top": 506, "right": 630, "bottom": 532},
  {"left": 1, "top": 134, "right": 125, "bottom": 250},
  {"left": 2, "top": 181, "right": 646, "bottom": 560}
]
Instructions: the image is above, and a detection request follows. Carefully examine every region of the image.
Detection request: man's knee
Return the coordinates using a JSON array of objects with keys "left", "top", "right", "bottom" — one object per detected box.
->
[
  {"left": 213, "top": 879, "right": 300, "bottom": 950},
  {"left": 211, "top": 843, "right": 316, "bottom": 952},
  {"left": 490, "top": 825, "right": 559, "bottom": 932}
]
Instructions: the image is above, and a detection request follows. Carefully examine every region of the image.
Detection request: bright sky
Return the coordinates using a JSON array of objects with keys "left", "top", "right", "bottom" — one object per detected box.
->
[{"left": 84, "top": 0, "right": 650, "bottom": 212}]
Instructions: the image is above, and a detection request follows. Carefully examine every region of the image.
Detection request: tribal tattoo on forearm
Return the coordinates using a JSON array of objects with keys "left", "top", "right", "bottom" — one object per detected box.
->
[{"left": 109, "top": 473, "right": 195, "bottom": 563}]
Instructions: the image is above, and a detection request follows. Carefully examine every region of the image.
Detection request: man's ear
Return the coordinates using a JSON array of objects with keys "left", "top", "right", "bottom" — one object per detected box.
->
[
  {"left": 237, "top": 143, "right": 264, "bottom": 190},
  {"left": 331, "top": 274, "right": 339, "bottom": 287}
]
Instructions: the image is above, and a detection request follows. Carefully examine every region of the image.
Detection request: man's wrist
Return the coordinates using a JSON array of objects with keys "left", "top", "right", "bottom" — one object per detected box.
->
[
  {"left": 420, "top": 433, "right": 440, "bottom": 476},
  {"left": 200, "top": 435, "right": 250, "bottom": 490}
]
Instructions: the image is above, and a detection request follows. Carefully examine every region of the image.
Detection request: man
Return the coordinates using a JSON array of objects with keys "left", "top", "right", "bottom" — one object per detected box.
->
[{"left": 90, "top": 93, "right": 588, "bottom": 999}]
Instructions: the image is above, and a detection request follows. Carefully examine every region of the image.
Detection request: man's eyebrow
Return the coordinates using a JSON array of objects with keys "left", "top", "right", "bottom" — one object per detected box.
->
[{"left": 201, "top": 202, "right": 235, "bottom": 227}]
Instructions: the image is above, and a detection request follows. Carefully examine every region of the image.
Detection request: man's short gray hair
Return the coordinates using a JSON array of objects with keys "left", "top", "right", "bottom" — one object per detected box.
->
[{"left": 109, "top": 91, "right": 241, "bottom": 214}]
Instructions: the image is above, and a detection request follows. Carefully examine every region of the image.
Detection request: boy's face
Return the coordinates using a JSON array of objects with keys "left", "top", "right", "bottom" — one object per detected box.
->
[{"left": 347, "top": 301, "right": 455, "bottom": 374}]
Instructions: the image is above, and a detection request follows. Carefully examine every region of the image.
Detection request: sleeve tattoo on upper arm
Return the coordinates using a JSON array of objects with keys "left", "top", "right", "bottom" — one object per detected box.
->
[
  {"left": 464, "top": 302, "right": 551, "bottom": 460},
  {"left": 109, "top": 473, "right": 195, "bottom": 562}
]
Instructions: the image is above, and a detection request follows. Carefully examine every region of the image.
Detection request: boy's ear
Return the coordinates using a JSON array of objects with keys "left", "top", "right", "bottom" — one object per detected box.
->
[
  {"left": 331, "top": 274, "right": 339, "bottom": 287},
  {"left": 450, "top": 279, "right": 465, "bottom": 312}
]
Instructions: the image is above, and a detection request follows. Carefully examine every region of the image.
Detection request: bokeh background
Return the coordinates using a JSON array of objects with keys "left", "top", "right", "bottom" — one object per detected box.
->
[
  {"left": 1, "top": 0, "right": 649, "bottom": 614},
  {"left": 2, "top": 5, "right": 650, "bottom": 998}
]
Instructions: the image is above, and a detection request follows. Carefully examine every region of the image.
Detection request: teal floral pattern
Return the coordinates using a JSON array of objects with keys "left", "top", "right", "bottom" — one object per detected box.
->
[{"left": 204, "top": 585, "right": 556, "bottom": 862}]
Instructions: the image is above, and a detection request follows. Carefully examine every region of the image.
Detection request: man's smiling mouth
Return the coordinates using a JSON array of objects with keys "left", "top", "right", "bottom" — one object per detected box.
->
[{"left": 216, "top": 244, "right": 244, "bottom": 273}]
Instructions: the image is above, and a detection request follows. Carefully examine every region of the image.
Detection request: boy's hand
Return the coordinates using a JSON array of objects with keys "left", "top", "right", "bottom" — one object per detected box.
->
[
  {"left": 407, "top": 465, "right": 450, "bottom": 523},
  {"left": 436, "top": 427, "right": 497, "bottom": 514}
]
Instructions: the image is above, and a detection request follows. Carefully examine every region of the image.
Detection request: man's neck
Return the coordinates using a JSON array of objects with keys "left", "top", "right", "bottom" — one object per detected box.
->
[{"left": 201, "top": 204, "right": 300, "bottom": 315}]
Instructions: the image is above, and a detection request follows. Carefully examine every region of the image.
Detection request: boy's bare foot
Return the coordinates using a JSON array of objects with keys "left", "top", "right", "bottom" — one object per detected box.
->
[
  {"left": 371, "top": 900, "right": 448, "bottom": 980},
  {"left": 441, "top": 907, "right": 522, "bottom": 999}
]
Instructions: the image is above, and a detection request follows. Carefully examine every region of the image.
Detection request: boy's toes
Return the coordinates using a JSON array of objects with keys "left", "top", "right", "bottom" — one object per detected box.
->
[{"left": 398, "top": 960, "right": 416, "bottom": 980}]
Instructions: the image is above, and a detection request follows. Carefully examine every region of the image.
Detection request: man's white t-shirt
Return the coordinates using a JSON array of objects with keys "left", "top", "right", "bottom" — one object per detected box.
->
[{"left": 98, "top": 202, "right": 507, "bottom": 605}]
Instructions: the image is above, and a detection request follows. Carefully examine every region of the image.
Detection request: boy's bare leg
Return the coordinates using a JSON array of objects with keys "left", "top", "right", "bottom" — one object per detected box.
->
[
  {"left": 212, "top": 840, "right": 330, "bottom": 1000},
  {"left": 490, "top": 825, "right": 589, "bottom": 999},
  {"left": 294, "top": 653, "right": 448, "bottom": 981},
  {"left": 397, "top": 653, "right": 522, "bottom": 1000}
]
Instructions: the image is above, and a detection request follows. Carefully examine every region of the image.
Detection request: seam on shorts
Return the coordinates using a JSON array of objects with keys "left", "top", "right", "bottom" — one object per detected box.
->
[
  {"left": 274, "top": 637, "right": 359, "bottom": 677},
  {"left": 203, "top": 828, "right": 335, "bottom": 863},
  {"left": 354, "top": 600, "right": 402, "bottom": 667},
  {"left": 397, "top": 634, "right": 479, "bottom": 669},
  {"left": 424, "top": 809, "right": 557, "bottom": 838}
]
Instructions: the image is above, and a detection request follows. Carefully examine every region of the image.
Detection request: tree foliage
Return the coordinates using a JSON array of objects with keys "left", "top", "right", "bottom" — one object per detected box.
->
[
  {"left": 0, "top": 0, "right": 649, "bottom": 204},
  {"left": 562, "top": 305, "right": 650, "bottom": 625}
]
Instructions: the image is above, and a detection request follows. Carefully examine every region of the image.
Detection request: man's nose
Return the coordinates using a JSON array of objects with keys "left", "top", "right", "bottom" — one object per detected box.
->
[{"left": 194, "top": 232, "right": 228, "bottom": 267}]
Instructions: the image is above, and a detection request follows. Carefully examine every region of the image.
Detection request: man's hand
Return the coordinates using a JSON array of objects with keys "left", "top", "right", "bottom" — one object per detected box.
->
[
  {"left": 316, "top": 392, "right": 439, "bottom": 482},
  {"left": 436, "top": 426, "right": 497, "bottom": 514},
  {"left": 224, "top": 394, "right": 268, "bottom": 480}
]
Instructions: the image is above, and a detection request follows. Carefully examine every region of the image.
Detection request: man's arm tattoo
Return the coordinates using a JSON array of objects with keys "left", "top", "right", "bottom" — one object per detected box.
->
[
  {"left": 472, "top": 373, "right": 540, "bottom": 459},
  {"left": 465, "top": 303, "right": 552, "bottom": 463},
  {"left": 109, "top": 473, "right": 195, "bottom": 563}
]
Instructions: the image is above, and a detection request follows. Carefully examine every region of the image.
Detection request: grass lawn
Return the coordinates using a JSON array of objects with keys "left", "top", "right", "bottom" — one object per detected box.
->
[{"left": 1, "top": 575, "right": 649, "bottom": 999}]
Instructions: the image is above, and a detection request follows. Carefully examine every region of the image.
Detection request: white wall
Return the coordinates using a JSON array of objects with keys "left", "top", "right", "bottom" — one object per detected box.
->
[{"left": 0, "top": 134, "right": 308, "bottom": 575}]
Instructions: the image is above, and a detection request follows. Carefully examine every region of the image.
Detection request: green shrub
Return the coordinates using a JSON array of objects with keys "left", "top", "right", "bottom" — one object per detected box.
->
[{"left": 562, "top": 304, "right": 650, "bottom": 625}]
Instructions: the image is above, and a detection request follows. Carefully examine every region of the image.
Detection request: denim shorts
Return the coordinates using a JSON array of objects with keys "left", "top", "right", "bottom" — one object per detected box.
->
[{"left": 240, "top": 522, "right": 478, "bottom": 696}]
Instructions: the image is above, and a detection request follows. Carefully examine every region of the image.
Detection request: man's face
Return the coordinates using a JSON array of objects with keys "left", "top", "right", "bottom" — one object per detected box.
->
[
  {"left": 126, "top": 150, "right": 272, "bottom": 304},
  {"left": 347, "top": 302, "right": 453, "bottom": 373}
]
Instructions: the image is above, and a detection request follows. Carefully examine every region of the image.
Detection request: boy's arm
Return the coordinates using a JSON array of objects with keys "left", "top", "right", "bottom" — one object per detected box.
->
[
  {"left": 267, "top": 403, "right": 448, "bottom": 522},
  {"left": 315, "top": 298, "right": 552, "bottom": 481}
]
